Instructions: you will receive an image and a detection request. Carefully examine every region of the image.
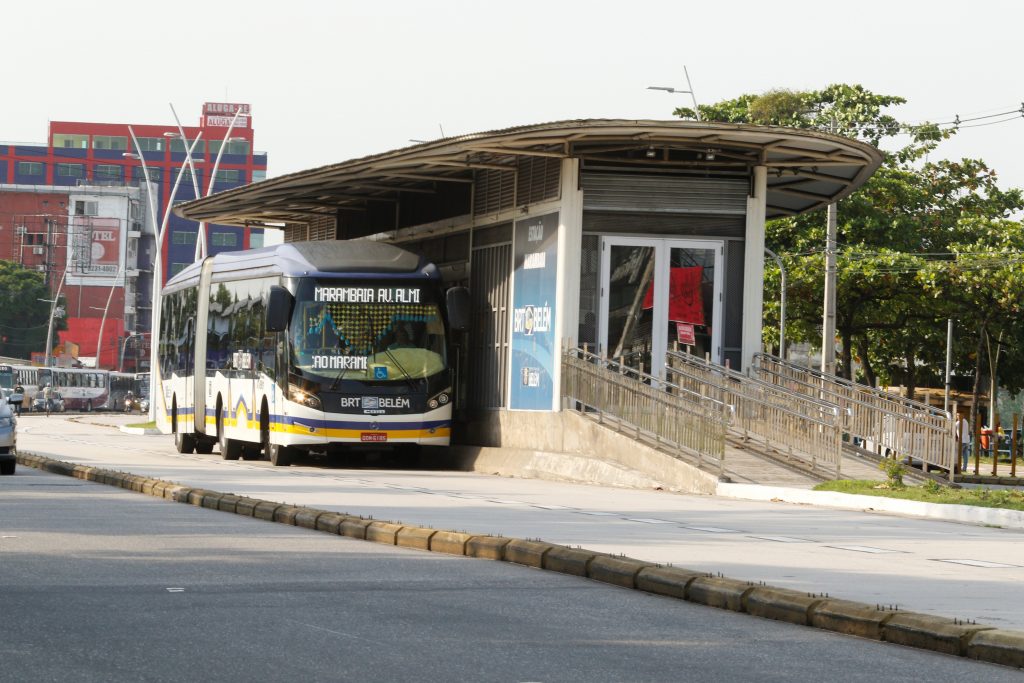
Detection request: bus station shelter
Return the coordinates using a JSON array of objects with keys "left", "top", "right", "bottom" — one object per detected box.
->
[{"left": 178, "top": 119, "right": 881, "bottom": 447}]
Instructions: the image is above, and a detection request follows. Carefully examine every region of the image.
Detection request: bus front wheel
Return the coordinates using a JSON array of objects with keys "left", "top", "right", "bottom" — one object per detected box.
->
[{"left": 267, "top": 443, "right": 294, "bottom": 467}]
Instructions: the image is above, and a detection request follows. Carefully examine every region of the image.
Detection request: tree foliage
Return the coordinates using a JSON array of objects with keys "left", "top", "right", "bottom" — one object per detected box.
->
[
  {"left": 0, "top": 262, "right": 66, "bottom": 359},
  {"left": 679, "top": 83, "right": 1024, "bottom": 404}
]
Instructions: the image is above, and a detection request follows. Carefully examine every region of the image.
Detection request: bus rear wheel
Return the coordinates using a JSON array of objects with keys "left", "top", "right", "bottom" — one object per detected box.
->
[
  {"left": 174, "top": 428, "right": 196, "bottom": 454},
  {"left": 217, "top": 404, "right": 242, "bottom": 461}
]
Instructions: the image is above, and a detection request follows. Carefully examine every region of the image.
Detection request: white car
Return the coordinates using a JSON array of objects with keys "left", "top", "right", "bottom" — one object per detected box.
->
[{"left": 0, "top": 400, "right": 16, "bottom": 475}]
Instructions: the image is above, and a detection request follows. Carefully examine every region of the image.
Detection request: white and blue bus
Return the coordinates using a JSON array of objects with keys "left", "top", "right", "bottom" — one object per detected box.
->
[{"left": 157, "top": 240, "right": 468, "bottom": 466}]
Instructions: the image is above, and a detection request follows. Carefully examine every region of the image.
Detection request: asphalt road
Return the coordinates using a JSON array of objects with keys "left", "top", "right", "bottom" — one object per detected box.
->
[
  {"left": 13, "top": 414, "right": 1024, "bottom": 634},
  {"left": 2, "top": 466, "right": 1020, "bottom": 682}
]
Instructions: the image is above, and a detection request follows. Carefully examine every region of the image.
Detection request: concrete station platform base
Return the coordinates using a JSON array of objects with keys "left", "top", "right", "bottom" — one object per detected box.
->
[{"left": 452, "top": 409, "right": 884, "bottom": 494}]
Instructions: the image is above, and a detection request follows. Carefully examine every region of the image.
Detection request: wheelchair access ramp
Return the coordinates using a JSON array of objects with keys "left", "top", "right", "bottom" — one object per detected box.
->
[
  {"left": 561, "top": 348, "right": 884, "bottom": 487},
  {"left": 751, "top": 353, "right": 957, "bottom": 483}
]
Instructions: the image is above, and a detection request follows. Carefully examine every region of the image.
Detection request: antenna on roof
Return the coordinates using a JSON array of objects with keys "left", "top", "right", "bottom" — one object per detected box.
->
[{"left": 439, "top": 123, "right": 446, "bottom": 139}]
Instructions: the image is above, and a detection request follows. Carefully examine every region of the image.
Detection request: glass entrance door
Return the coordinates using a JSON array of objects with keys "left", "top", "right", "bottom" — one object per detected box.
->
[{"left": 598, "top": 237, "right": 722, "bottom": 377}]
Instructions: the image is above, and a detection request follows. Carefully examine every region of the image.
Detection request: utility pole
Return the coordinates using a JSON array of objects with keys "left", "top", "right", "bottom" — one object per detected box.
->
[
  {"left": 821, "top": 119, "right": 838, "bottom": 377},
  {"left": 944, "top": 319, "right": 953, "bottom": 413},
  {"left": 821, "top": 201, "right": 837, "bottom": 375}
]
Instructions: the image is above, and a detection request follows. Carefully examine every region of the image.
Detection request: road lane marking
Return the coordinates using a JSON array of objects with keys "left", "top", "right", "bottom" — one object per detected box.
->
[
  {"left": 933, "top": 559, "right": 1020, "bottom": 568},
  {"left": 685, "top": 525, "right": 742, "bottom": 533},
  {"left": 827, "top": 545, "right": 904, "bottom": 554},
  {"left": 748, "top": 535, "right": 815, "bottom": 543},
  {"left": 624, "top": 518, "right": 676, "bottom": 524}
]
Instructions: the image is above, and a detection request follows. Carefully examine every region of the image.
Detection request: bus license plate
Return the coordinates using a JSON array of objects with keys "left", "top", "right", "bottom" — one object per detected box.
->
[{"left": 360, "top": 432, "right": 387, "bottom": 442}]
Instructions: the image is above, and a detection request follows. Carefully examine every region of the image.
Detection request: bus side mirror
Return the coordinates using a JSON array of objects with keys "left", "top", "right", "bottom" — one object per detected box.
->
[
  {"left": 445, "top": 286, "right": 470, "bottom": 332},
  {"left": 266, "top": 286, "right": 294, "bottom": 332}
]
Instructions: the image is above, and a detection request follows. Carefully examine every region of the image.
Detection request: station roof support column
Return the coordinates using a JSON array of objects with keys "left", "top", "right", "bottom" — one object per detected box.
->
[
  {"left": 742, "top": 165, "right": 768, "bottom": 370},
  {"left": 554, "top": 158, "right": 583, "bottom": 409}
]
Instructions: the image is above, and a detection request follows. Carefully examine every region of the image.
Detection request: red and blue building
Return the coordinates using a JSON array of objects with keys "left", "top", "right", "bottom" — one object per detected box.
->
[{"left": 0, "top": 102, "right": 269, "bottom": 368}]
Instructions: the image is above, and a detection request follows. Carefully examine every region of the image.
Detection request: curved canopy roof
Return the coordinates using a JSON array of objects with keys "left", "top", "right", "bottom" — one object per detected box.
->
[{"left": 177, "top": 118, "right": 882, "bottom": 228}]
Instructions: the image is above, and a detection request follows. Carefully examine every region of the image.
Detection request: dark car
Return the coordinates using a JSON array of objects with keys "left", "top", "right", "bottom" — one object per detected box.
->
[{"left": 33, "top": 392, "right": 65, "bottom": 413}]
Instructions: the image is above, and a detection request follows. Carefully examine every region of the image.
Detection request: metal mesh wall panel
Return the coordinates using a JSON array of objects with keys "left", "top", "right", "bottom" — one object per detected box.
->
[{"left": 468, "top": 242, "right": 511, "bottom": 408}]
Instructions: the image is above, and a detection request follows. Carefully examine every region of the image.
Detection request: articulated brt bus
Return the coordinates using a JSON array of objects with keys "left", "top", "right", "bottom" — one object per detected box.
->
[{"left": 157, "top": 240, "right": 468, "bottom": 466}]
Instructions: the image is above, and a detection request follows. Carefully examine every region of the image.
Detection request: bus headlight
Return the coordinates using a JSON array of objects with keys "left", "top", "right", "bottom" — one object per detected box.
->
[
  {"left": 427, "top": 389, "right": 451, "bottom": 410},
  {"left": 288, "top": 384, "right": 322, "bottom": 410}
]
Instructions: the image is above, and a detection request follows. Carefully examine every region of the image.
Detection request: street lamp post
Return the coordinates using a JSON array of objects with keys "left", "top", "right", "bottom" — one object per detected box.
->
[
  {"left": 647, "top": 66, "right": 702, "bottom": 120},
  {"left": 42, "top": 266, "right": 69, "bottom": 369},
  {"left": 126, "top": 128, "right": 202, "bottom": 420},
  {"left": 195, "top": 106, "right": 247, "bottom": 261},
  {"left": 764, "top": 247, "right": 787, "bottom": 359},
  {"left": 119, "top": 331, "right": 145, "bottom": 372}
]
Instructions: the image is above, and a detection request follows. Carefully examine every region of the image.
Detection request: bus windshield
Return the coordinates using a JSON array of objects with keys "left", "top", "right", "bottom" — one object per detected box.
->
[
  {"left": 0, "top": 368, "right": 12, "bottom": 390},
  {"left": 289, "top": 278, "right": 447, "bottom": 383}
]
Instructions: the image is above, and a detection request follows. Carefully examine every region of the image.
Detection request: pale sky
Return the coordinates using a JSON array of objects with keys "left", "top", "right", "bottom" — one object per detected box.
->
[{"left": 5, "top": 1, "right": 1023, "bottom": 193}]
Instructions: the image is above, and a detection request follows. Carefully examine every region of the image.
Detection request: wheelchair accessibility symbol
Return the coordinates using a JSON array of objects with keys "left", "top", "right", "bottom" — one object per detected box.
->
[{"left": 373, "top": 366, "right": 389, "bottom": 380}]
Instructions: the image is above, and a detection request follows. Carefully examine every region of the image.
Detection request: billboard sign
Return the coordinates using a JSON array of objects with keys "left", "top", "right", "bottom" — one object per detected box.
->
[
  {"left": 67, "top": 216, "right": 123, "bottom": 286},
  {"left": 202, "top": 102, "right": 251, "bottom": 116},
  {"left": 202, "top": 102, "right": 252, "bottom": 128},
  {"left": 509, "top": 212, "right": 559, "bottom": 411}
]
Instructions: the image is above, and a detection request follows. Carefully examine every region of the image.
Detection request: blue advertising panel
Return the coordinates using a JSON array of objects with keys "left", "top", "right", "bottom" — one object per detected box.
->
[{"left": 509, "top": 212, "right": 559, "bottom": 410}]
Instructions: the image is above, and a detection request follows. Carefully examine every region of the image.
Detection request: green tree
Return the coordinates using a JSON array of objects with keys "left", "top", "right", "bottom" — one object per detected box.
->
[
  {"left": 919, "top": 221, "right": 1024, "bottom": 431},
  {"left": 683, "top": 83, "right": 1024, "bottom": 401},
  {"left": 0, "top": 262, "right": 66, "bottom": 359}
]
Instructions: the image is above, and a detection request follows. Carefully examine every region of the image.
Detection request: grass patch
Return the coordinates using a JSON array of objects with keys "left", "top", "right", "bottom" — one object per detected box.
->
[
  {"left": 814, "top": 479, "right": 1024, "bottom": 511},
  {"left": 125, "top": 421, "right": 156, "bottom": 429}
]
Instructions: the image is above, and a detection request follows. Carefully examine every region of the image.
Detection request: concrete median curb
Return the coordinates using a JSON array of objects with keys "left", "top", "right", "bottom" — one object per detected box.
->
[{"left": 16, "top": 450, "right": 1024, "bottom": 671}]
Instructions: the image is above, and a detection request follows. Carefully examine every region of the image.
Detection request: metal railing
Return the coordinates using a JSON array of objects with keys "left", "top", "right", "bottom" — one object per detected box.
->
[
  {"left": 666, "top": 350, "right": 845, "bottom": 478},
  {"left": 752, "top": 353, "right": 956, "bottom": 480},
  {"left": 561, "top": 347, "right": 730, "bottom": 475}
]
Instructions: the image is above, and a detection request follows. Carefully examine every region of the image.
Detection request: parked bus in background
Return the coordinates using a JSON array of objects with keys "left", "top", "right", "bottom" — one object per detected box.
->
[
  {"left": 135, "top": 372, "right": 149, "bottom": 400},
  {"left": 0, "top": 364, "right": 13, "bottom": 398},
  {"left": 108, "top": 372, "right": 136, "bottom": 410},
  {"left": 37, "top": 367, "right": 109, "bottom": 412},
  {"left": 11, "top": 366, "right": 42, "bottom": 409},
  {"left": 156, "top": 240, "right": 468, "bottom": 466}
]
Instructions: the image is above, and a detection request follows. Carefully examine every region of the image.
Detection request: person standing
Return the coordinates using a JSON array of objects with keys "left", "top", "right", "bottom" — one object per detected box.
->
[
  {"left": 42, "top": 384, "right": 53, "bottom": 417},
  {"left": 957, "top": 413, "right": 972, "bottom": 473},
  {"left": 12, "top": 383, "right": 23, "bottom": 417}
]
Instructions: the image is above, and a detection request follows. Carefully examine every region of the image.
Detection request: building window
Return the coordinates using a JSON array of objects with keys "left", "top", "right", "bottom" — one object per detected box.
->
[
  {"left": 214, "top": 169, "right": 241, "bottom": 183},
  {"left": 94, "top": 165, "right": 122, "bottom": 181},
  {"left": 212, "top": 233, "right": 237, "bottom": 247},
  {"left": 53, "top": 134, "right": 89, "bottom": 149},
  {"left": 249, "top": 232, "right": 264, "bottom": 249},
  {"left": 16, "top": 162, "right": 44, "bottom": 176},
  {"left": 172, "top": 231, "right": 198, "bottom": 245},
  {"left": 209, "top": 139, "right": 250, "bottom": 156},
  {"left": 57, "top": 163, "right": 85, "bottom": 178},
  {"left": 135, "top": 137, "right": 165, "bottom": 152},
  {"left": 132, "top": 166, "right": 162, "bottom": 183},
  {"left": 169, "top": 262, "right": 190, "bottom": 277},
  {"left": 173, "top": 167, "right": 199, "bottom": 184},
  {"left": 252, "top": 170, "right": 267, "bottom": 183},
  {"left": 169, "top": 137, "right": 205, "bottom": 155},
  {"left": 75, "top": 200, "right": 99, "bottom": 216},
  {"left": 93, "top": 136, "right": 128, "bottom": 151}
]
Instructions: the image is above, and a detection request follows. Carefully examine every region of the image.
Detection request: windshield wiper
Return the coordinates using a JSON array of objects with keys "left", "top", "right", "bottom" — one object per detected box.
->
[{"left": 368, "top": 311, "right": 416, "bottom": 388}]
